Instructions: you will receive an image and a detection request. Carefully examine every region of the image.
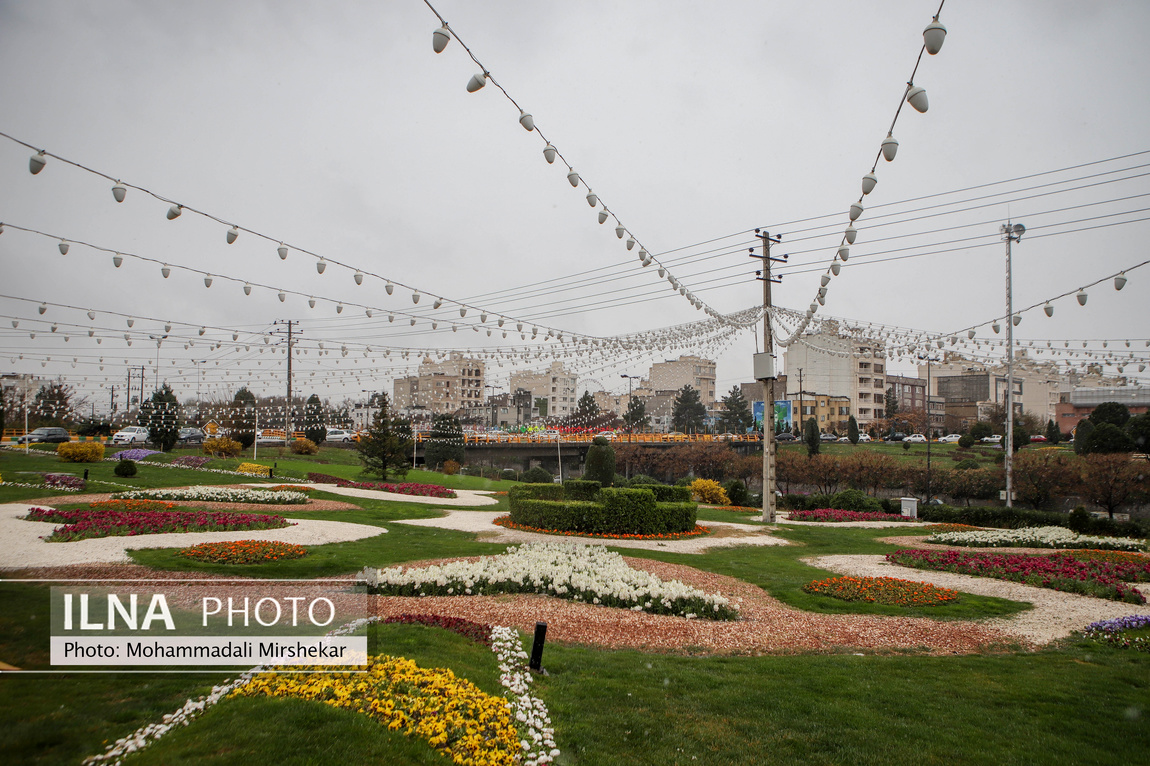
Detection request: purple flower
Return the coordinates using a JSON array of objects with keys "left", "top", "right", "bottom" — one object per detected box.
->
[
  {"left": 1085, "top": 614, "right": 1150, "bottom": 633},
  {"left": 112, "top": 448, "right": 163, "bottom": 461}
]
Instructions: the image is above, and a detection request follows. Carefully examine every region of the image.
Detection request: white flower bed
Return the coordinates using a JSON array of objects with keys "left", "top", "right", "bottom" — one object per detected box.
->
[
  {"left": 358, "top": 542, "right": 739, "bottom": 620},
  {"left": 928, "top": 525, "right": 1146, "bottom": 552},
  {"left": 491, "top": 626, "right": 559, "bottom": 766},
  {"left": 113, "top": 487, "right": 310, "bottom": 505}
]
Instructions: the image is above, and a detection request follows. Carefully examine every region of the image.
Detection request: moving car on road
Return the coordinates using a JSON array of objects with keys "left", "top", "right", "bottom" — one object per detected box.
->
[
  {"left": 326, "top": 428, "right": 355, "bottom": 443},
  {"left": 16, "top": 427, "right": 71, "bottom": 444},
  {"left": 112, "top": 426, "right": 150, "bottom": 445},
  {"left": 177, "top": 427, "right": 205, "bottom": 445},
  {"left": 938, "top": 434, "right": 963, "bottom": 443},
  {"left": 905, "top": 434, "right": 927, "bottom": 443}
]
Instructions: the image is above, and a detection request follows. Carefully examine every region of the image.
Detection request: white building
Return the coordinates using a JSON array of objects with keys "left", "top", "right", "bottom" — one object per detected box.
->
[
  {"left": 782, "top": 327, "right": 887, "bottom": 429},
  {"left": 508, "top": 361, "right": 577, "bottom": 419}
]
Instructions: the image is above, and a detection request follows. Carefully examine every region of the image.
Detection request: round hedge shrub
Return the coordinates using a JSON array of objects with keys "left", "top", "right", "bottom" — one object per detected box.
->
[
  {"left": 521, "top": 466, "right": 553, "bottom": 484},
  {"left": 584, "top": 436, "right": 616, "bottom": 486},
  {"left": 113, "top": 458, "right": 138, "bottom": 478},
  {"left": 954, "top": 458, "right": 981, "bottom": 471},
  {"left": 290, "top": 438, "right": 318, "bottom": 455},
  {"left": 958, "top": 434, "right": 976, "bottom": 449}
]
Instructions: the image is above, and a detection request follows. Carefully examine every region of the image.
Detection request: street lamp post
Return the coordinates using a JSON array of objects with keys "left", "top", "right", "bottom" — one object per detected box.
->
[
  {"left": 1001, "top": 222, "right": 1025, "bottom": 508},
  {"left": 620, "top": 374, "right": 640, "bottom": 442},
  {"left": 918, "top": 352, "right": 939, "bottom": 503}
]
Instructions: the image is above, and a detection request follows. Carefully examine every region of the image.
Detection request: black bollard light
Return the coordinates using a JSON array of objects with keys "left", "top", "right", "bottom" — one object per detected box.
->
[
  {"left": 83, "top": 469, "right": 89, "bottom": 481},
  {"left": 529, "top": 621, "right": 547, "bottom": 672}
]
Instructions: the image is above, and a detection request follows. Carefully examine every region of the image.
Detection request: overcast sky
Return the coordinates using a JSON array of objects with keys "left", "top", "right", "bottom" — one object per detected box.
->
[{"left": 2, "top": 0, "right": 1148, "bottom": 413}]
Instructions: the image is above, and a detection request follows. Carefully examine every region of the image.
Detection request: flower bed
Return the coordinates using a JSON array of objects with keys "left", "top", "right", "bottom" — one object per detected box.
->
[
  {"left": 170, "top": 455, "right": 211, "bottom": 468},
  {"left": 111, "top": 448, "right": 162, "bottom": 461},
  {"left": 927, "top": 525, "right": 1146, "bottom": 552},
  {"left": 925, "top": 523, "right": 986, "bottom": 534},
  {"left": 24, "top": 507, "right": 292, "bottom": 542},
  {"left": 1083, "top": 614, "right": 1150, "bottom": 652},
  {"left": 114, "top": 487, "right": 309, "bottom": 504},
  {"left": 381, "top": 614, "right": 493, "bottom": 646},
  {"left": 177, "top": 540, "right": 307, "bottom": 564},
  {"left": 236, "top": 462, "right": 271, "bottom": 477},
  {"left": 711, "top": 505, "right": 760, "bottom": 513},
  {"left": 306, "top": 472, "right": 457, "bottom": 499},
  {"left": 494, "top": 514, "right": 710, "bottom": 541},
  {"left": 358, "top": 542, "right": 738, "bottom": 620},
  {"left": 887, "top": 548, "right": 1149, "bottom": 604},
  {"left": 803, "top": 576, "right": 960, "bottom": 606},
  {"left": 87, "top": 498, "right": 177, "bottom": 512},
  {"left": 1055, "top": 549, "right": 1150, "bottom": 565},
  {"left": 233, "top": 654, "right": 522, "bottom": 766},
  {"left": 266, "top": 484, "right": 313, "bottom": 492},
  {"left": 44, "top": 473, "right": 85, "bottom": 491},
  {"left": 788, "top": 508, "right": 913, "bottom": 523}
]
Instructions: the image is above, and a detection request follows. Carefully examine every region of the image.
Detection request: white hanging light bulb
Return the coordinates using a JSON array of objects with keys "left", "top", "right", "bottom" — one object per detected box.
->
[
  {"left": 243, "top": 283, "right": 252, "bottom": 296},
  {"left": 308, "top": 297, "right": 316, "bottom": 308},
  {"left": 497, "top": 317, "right": 505, "bottom": 327},
  {"left": 354, "top": 270, "right": 364, "bottom": 285},
  {"left": 626, "top": 237, "right": 635, "bottom": 251},
  {"left": 198, "top": 327, "right": 206, "bottom": 336},
  {"left": 567, "top": 168, "right": 580, "bottom": 187},
  {"left": 232, "top": 332, "right": 239, "bottom": 341},
  {"left": 586, "top": 191, "right": 597, "bottom": 207},
  {"left": 58, "top": 240, "right": 69, "bottom": 255},
  {"left": 906, "top": 85, "right": 929, "bottom": 113},
  {"left": 480, "top": 313, "right": 487, "bottom": 323},
  {"left": 831, "top": 261, "right": 841, "bottom": 276},
  {"left": 389, "top": 314, "right": 395, "bottom": 323},
  {"left": 543, "top": 144, "right": 557, "bottom": 164},
  {"left": 29, "top": 151, "right": 47, "bottom": 174},
  {"left": 848, "top": 202, "right": 863, "bottom": 222},
  {"left": 1077, "top": 289, "right": 1088, "bottom": 306},
  {"left": 1012, "top": 314, "right": 1021, "bottom": 326},
  {"left": 923, "top": 20, "right": 947, "bottom": 55},
  {"left": 87, "top": 310, "right": 95, "bottom": 320},
  {"left": 992, "top": 322, "right": 1001, "bottom": 334},
  {"left": 467, "top": 72, "right": 487, "bottom": 92},
  {"left": 615, "top": 225, "right": 625, "bottom": 239},
  {"left": 316, "top": 258, "right": 326, "bottom": 274},
  {"left": 385, "top": 281, "right": 394, "bottom": 295},
  {"left": 881, "top": 134, "right": 899, "bottom": 162},
  {"left": 432, "top": 23, "right": 451, "bottom": 53},
  {"left": 336, "top": 302, "right": 344, "bottom": 313},
  {"left": 278, "top": 290, "right": 286, "bottom": 302},
  {"left": 166, "top": 204, "right": 182, "bottom": 220},
  {"left": 518, "top": 110, "right": 534, "bottom": 131},
  {"left": 968, "top": 330, "right": 976, "bottom": 339},
  {"left": 845, "top": 226, "right": 857, "bottom": 245},
  {"left": 820, "top": 274, "right": 831, "bottom": 287},
  {"left": 410, "top": 291, "right": 421, "bottom": 305},
  {"left": 410, "top": 318, "right": 417, "bottom": 326},
  {"left": 164, "top": 323, "right": 171, "bottom": 332},
  {"left": 112, "top": 181, "right": 127, "bottom": 202},
  {"left": 204, "top": 275, "right": 213, "bottom": 288},
  {"left": 517, "top": 322, "right": 523, "bottom": 332},
  {"left": 1115, "top": 272, "right": 1128, "bottom": 290},
  {"left": 366, "top": 309, "right": 373, "bottom": 318},
  {"left": 227, "top": 226, "right": 239, "bottom": 244},
  {"left": 126, "top": 317, "right": 134, "bottom": 327},
  {"left": 278, "top": 243, "right": 288, "bottom": 259},
  {"left": 861, "top": 173, "right": 877, "bottom": 195},
  {"left": 112, "top": 253, "right": 123, "bottom": 268},
  {"left": 838, "top": 245, "right": 849, "bottom": 261},
  {"left": 433, "top": 297, "right": 443, "bottom": 309},
  {"left": 459, "top": 307, "right": 467, "bottom": 317},
  {"left": 1044, "top": 302, "right": 1054, "bottom": 317},
  {"left": 598, "top": 208, "right": 609, "bottom": 224}
]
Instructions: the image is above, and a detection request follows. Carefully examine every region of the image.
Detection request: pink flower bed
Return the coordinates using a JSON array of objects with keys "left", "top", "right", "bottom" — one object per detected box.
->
[
  {"left": 24, "top": 507, "right": 292, "bottom": 542},
  {"left": 171, "top": 455, "right": 211, "bottom": 468},
  {"left": 44, "top": 474, "right": 86, "bottom": 491},
  {"left": 306, "top": 472, "right": 456, "bottom": 498},
  {"left": 887, "top": 548, "right": 1148, "bottom": 604},
  {"left": 788, "top": 508, "right": 911, "bottom": 523}
]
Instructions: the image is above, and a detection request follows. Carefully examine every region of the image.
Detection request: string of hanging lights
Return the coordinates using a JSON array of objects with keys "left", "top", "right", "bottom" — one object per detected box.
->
[{"left": 775, "top": 1, "right": 948, "bottom": 348}]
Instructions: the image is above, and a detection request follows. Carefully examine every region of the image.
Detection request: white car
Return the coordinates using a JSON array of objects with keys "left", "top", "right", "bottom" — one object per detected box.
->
[
  {"left": 112, "top": 426, "right": 150, "bottom": 444},
  {"left": 538, "top": 429, "right": 562, "bottom": 441},
  {"left": 905, "top": 434, "right": 927, "bottom": 443},
  {"left": 326, "top": 428, "right": 355, "bottom": 443},
  {"left": 938, "top": 434, "right": 963, "bottom": 443},
  {"left": 857, "top": 433, "right": 872, "bottom": 442},
  {"left": 595, "top": 431, "right": 617, "bottom": 440},
  {"left": 980, "top": 434, "right": 1004, "bottom": 444}
]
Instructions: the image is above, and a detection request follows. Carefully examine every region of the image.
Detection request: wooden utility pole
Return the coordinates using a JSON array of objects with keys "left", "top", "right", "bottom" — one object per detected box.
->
[
  {"left": 750, "top": 230, "right": 785, "bottom": 522},
  {"left": 272, "top": 320, "right": 299, "bottom": 445}
]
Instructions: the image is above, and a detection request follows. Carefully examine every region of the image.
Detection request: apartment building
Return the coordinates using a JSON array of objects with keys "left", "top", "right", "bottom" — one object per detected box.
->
[
  {"left": 508, "top": 361, "right": 578, "bottom": 419},
  {"left": 647, "top": 355, "right": 717, "bottom": 407},
  {"left": 391, "top": 353, "right": 486, "bottom": 415},
  {"left": 782, "top": 325, "right": 886, "bottom": 429}
]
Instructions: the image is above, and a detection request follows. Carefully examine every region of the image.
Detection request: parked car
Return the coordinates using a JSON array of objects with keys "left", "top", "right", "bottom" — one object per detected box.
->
[
  {"left": 177, "top": 427, "right": 205, "bottom": 445},
  {"left": 326, "top": 428, "right": 355, "bottom": 443},
  {"left": 857, "top": 434, "right": 873, "bottom": 442},
  {"left": 905, "top": 434, "right": 927, "bottom": 443},
  {"left": 538, "top": 429, "right": 562, "bottom": 441},
  {"left": 775, "top": 433, "right": 797, "bottom": 442},
  {"left": 836, "top": 435, "right": 852, "bottom": 443},
  {"left": 594, "top": 431, "right": 617, "bottom": 440},
  {"left": 112, "top": 426, "right": 150, "bottom": 445},
  {"left": 1029, "top": 434, "right": 1048, "bottom": 443},
  {"left": 980, "top": 434, "right": 1004, "bottom": 444},
  {"left": 819, "top": 432, "right": 838, "bottom": 442},
  {"left": 16, "top": 426, "right": 71, "bottom": 444},
  {"left": 885, "top": 433, "right": 907, "bottom": 442},
  {"left": 938, "top": 434, "right": 963, "bottom": 443}
]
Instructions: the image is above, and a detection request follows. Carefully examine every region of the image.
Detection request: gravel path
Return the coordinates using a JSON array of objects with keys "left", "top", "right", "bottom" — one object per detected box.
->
[
  {"left": 807, "top": 553, "right": 1150, "bottom": 645},
  {"left": 0, "top": 504, "right": 387, "bottom": 568},
  {"left": 248, "top": 484, "right": 500, "bottom": 507},
  {"left": 392, "top": 510, "right": 790, "bottom": 553}
]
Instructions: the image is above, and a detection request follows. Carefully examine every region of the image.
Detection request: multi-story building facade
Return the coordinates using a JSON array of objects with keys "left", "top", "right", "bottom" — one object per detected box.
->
[
  {"left": 922, "top": 353, "right": 1061, "bottom": 425},
  {"left": 391, "top": 354, "right": 486, "bottom": 415},
  {"left": 782, "top": 325, "right": 886, "bottom": 429},
  {"left": 508, "top": 361, "right": 578, "bottom": 419},
  {"left": 1055, "top": 387, "right": 1149, "bottom": 433},
  {"left": 886, "top": 374, "right": 945, "bottom": 435},
  {"left": 792, "top": 392, "right": 852, "bottom": 433},
  {"left": 646, "top": 355, "right": 717, "bottom": 408}
]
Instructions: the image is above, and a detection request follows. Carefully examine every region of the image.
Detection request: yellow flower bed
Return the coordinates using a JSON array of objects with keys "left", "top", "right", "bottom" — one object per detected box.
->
[
  {"left": 236, "top": 462, "right": 272, "bottom": 477},
  {"left": 233, "top": 655, "right": 520, "bottom": 765},
  {"left": 57, "top": 441, "right": 106, "bottom": 462}
]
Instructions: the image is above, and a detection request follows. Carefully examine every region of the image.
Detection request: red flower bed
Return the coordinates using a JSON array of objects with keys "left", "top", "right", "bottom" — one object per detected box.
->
[
  {"left": 887, "top": 548, "right": 1149, "bottom": 604},
  {"left": 24, "top": 507, "right": 292, "bottom": 542},
  {"left": 803, "top": 576, "right": 960, "bottom": 606},
  {"left": 493, "top": 515, "right": 710, "bottom": 541},
  {"left": 788, "top": 508, "right": 912, "bottom": 523},
  {"left": 87, "top": 499, "right": 178, "bottom": 512},
  {"left": 305, "top": 472, "right": 456, "bottom": 498},
  {"left": 380, "top": 614, "right": 492, "bottom": 646},
  {"left": 178, "top": 540, "right": 307, "bottom": 564}
]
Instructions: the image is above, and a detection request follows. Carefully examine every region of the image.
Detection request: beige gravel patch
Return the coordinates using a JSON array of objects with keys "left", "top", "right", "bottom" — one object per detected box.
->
[
  {"left": 807, "top": 553, "right": 1150, "bottom": 645},
  {"left": 244, "top": 484, "right": 500, "bottom": 507}
]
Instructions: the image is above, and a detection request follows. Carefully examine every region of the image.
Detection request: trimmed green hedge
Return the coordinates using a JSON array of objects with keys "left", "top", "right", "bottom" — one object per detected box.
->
[
  {"left": 562, "top": 479, "right": 601, "bottom": 501},
  {"left": 632, "top": 484, "right": 691, "bottom": 503},
  {"left": 509, "top": 484, "right": 697, "bottom": 535}
]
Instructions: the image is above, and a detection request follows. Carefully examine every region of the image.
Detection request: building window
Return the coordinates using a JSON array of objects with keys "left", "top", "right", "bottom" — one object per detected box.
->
[{"left": 858, "top": 392, "right": 870, "bottom": 401}]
